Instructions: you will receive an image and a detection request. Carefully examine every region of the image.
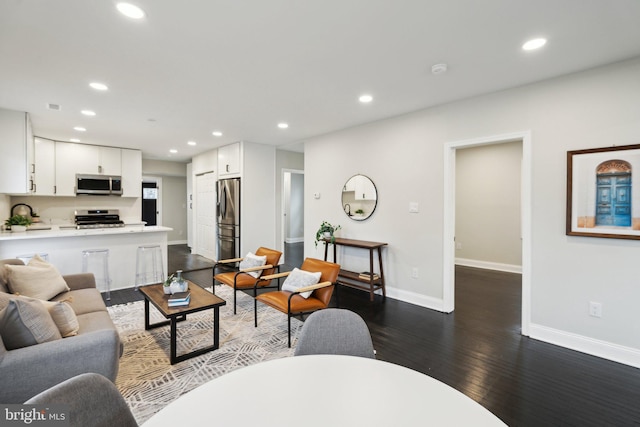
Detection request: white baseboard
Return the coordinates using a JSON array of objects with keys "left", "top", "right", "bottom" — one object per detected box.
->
[
  {"left": 455, "top": 257, "right": 522, "bottom": 274},
  {"left": 285, "top": 237, "right": 304, "bottom": 244},
  {"left": 530, "top": 323, "right": 640, "bottom": 369},
  {"left": 380, "top": 286, "right": 445, "bottom": 312}
]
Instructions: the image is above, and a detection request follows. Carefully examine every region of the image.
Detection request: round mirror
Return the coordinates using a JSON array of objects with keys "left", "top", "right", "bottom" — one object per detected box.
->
[{"left": 341, "top": 174, "right": 378, "bottom": 221}]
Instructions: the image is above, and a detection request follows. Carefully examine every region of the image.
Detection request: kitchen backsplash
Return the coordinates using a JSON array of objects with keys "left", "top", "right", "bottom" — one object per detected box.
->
[{"left": 7, "top": 195, "right": 142, "bottom": 225}]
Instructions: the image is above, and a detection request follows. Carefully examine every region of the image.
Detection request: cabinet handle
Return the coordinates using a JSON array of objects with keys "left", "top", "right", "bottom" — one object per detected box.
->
[
  {"left": 31, "top": 163, "right": 35, "bottom": 174},
  {"left": 54, "top": 185, "right": 57, "bottom": 194},
  {"left": 98, "top": 165, "right": 103, "bottom": 174},
  {"left": 226, "top": 164, "right": 229, "bottom": 172}
]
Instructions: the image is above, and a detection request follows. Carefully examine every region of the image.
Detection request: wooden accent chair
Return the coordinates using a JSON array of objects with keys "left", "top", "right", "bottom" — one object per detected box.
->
[
  {"left": 254, "top": 258, "right": 340, "bottom": 347},
  {"left": 213, "top": 247, "right": 282, "bottom": 314}
]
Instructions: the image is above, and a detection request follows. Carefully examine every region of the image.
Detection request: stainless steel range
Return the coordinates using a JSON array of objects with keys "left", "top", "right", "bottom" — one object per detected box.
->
[{"left": 74, "top": 209, "right": 125, "bottom": 229}]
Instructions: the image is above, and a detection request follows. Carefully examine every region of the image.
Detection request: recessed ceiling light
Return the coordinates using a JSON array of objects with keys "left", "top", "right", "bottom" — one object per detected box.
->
[
  {"left": 212, "top": 131, "right": 223, "bottom": 137},
  {"left": 70, "top": 138, "right": 81, "bottom": 142},
  {"left": 73, "top": 126, "right": 86, "bottom": 132},
  {"left": 431, "top": 63, "right": 448, "bottom": 74},
  {"left": 81, "top": 110, "right": 96, "bottom": 116},
  {"left": 522, "top": 38, "right": 547, "bottom": 51},
  {"left": 359, "top": 94, "right": 373, "bottom": 103},
  {"left": 187, "top": 141, "right": 197, "bottom": 146},
  {"left": 89, "top": 82, "right": 108, "bottom": 91},
  {"left": 116, "top": 3, "right": 146, "bottom": 19},
  {"left": 278, "top": 123, "right": 289, "bottom": 129},
  {"left": 169, "top": 149, "right": 178, "bottom": 154}
]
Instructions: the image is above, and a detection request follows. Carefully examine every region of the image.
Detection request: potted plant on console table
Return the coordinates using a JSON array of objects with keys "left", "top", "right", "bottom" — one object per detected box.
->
[
  {"left": 315, "top": 221, "right": 341, "bottom": 247},
  {"left": 4, "top": 214, "right": 32, "bottom": 232}
]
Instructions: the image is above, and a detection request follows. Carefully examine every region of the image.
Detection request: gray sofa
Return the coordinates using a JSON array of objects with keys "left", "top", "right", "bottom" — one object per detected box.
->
[{"left": 0, "top": 259, "right": 122, "bottom": 403}]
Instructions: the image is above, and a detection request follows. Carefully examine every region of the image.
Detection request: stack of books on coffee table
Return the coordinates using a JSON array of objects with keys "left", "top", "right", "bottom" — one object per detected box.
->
[{"left": 168, "top": 291, "right": 191, "bottom": 307}]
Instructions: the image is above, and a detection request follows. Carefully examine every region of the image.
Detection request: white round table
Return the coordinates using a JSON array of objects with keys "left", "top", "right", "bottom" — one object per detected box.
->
[{"left": 143, "top": 355, "right": 506, "bottom": 426}]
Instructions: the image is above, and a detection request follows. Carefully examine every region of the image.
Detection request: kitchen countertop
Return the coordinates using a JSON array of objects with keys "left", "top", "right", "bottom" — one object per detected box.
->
[{"left": 0, "top": 224, "right": 172, "bottom": 241}]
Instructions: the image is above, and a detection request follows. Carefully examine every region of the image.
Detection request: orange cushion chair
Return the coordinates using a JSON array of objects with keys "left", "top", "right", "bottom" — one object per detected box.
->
[
  {"left": 254, "top": 258, "right": 340, "bottom": 347},
  {"left": 213, "top": 247, "right": 282, "bottom": 314}
]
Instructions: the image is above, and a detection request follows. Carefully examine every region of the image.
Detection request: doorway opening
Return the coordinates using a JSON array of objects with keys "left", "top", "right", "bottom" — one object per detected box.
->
[
  {"left": 443, "top": 131, "right": 532, "bottom": 336},
  {"left": 282, "top": 169, "right": 304, "bottom": 268},
  {"left": 142, "top": 177, "right": 162, "bottom": 226}
]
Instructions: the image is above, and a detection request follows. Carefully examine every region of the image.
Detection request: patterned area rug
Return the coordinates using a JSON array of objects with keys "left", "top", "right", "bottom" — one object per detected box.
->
[{"left": 108, "top": 285, "right": 299, "bottom": 424}]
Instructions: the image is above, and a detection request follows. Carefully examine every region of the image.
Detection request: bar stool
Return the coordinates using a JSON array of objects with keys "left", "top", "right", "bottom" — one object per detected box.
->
[
  {"left": 135, "top": 245, "right": 164, "bottom": 290},
  {"left": 82, "top": 249, "right": 111, "bottom": 300},
  {"left": 16, "top": 253, "right": 49, "bottom": 264}
]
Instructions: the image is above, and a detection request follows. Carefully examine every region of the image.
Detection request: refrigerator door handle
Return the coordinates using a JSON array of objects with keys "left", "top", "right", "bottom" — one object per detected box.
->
[{"left": 220, "top": 185, "right": 227, "bottom": 219}]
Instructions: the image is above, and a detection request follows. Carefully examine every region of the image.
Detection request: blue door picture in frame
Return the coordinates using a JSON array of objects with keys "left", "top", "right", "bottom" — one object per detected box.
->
[{"left": 596, "top": 161, "right": 631, "bottom": 227}]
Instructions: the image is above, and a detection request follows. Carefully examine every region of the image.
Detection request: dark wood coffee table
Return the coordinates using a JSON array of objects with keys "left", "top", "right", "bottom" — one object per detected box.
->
[{"left": 139, "top": 281, "right": 226, "bottom": 364}]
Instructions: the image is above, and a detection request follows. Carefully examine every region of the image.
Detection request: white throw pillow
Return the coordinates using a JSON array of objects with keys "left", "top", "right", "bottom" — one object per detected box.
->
[
  {"left": 238, "top": 252, "right": 267, "bottom": 278},
  {"left": 5, "top": 255, "right": 70, "bottom": 300},
  {"left": 281, "top": 268, "right": 322, "bottom": 299},
  {"left": 41, "top": 300, "right": 80, "bottom": 337}
]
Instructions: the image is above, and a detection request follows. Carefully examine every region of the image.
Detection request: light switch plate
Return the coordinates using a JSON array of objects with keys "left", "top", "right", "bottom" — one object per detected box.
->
[{"left": 409, "top": 202, "right": 419, "bottom": 213}]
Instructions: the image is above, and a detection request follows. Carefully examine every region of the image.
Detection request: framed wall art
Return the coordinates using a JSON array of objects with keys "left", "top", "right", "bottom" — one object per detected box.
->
[{"left": 567, "top": 144, "right": 640, "bottom": 239}]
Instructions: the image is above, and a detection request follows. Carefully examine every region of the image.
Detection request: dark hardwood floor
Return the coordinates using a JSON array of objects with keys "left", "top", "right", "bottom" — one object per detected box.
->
[{"left": 107, "top": 245, "right": 640, "bottom": 426}]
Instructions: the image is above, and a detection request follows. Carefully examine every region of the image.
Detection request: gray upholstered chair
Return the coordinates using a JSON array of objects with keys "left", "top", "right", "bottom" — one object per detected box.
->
[
  {"left": 294, "top": 308, "right": 375, "bottom": 358},
  {"left": 25, "top": 373, "right": 137, "bottom": 427}
]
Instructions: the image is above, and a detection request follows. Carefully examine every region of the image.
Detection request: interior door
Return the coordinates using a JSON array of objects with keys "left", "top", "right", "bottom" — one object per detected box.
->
[
  {"left": 596, "top": 174, "right": 631, "bottom": 226},
  {"left": 195, "top": 172, "right": 217, "bottom": 260},
  {"left": 142, "top": 181, "right": 158, "bottom": 226}
]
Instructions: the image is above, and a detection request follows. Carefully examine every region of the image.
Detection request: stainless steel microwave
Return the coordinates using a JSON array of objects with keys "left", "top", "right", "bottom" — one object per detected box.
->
[{"left": 76, "top": 174, "right": 123, "bottom": 196}]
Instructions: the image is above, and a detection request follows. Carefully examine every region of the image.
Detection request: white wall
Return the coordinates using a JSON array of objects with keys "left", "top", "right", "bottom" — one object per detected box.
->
[
  {"left": 304, "top": 57, "right": 640, "bottom": 366},
  {"left": 455, "top": 142, "right": 522, "bottom": 271}
]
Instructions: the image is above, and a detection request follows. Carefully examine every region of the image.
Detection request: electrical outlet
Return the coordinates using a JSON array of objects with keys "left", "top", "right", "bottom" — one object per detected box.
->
[
  {"left": 411, "top": 268, "right": 419, "bottom": 279},
  {"left": 456, "top": 242, "right": 462, "bottom": 250},
  {"left": 589, "top": 301, "right": 602, "bottom": 318}
]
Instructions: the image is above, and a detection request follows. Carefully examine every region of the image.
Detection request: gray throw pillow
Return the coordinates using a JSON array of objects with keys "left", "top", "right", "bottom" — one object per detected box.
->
[{"left": 0, "top": 298, "right": 62, "bottom": 350}]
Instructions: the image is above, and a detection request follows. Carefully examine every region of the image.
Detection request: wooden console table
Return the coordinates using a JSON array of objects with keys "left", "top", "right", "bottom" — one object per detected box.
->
[{"left": 323, "top": 237, "right": 387, "bottom": 301}]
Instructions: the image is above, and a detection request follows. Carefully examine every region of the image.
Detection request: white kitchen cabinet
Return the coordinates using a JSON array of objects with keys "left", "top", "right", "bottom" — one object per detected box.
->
[
  {"left": 355, "top": 175, "right": 376, "bottom": 200},
  {"left": 343, "top": 177, "right": 356, "bottom": 192},
  {"left": 33, "top": 137, "right": 56, "bottom": 196},
  {"left": 0, "top": 108, "right": 33, "bottom": 194},
  {"left": 98, "top": 146, "right": 122, "bottom": 175},
  {"left": 54, "top": 142, "right": 81, "bottom": 196},
  {"left": 121, "top": 148, "right": 142, "bottom": 197},
  {"left": 218, "top": 142, "right": 241, "bottom": 177}
]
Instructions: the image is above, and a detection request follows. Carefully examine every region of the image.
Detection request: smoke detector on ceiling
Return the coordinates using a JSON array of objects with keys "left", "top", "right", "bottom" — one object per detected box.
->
[{"left": 431, "top": 63, "right": 448, "bottom": 75}]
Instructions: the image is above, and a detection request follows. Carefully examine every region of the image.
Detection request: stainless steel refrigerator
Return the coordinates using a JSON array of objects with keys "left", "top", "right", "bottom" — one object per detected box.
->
[{"left": 216, "top": 178, "right": 240, "bottom": 260}]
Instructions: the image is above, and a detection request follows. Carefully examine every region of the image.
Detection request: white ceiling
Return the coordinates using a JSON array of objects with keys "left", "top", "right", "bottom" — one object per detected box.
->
[{"left": 1, "top": 1, "right": 640, "bottom": 162}]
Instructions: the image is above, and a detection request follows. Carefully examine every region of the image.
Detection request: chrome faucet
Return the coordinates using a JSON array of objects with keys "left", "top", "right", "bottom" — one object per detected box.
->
[{"left": 344, "top": 203, "right": 351, "bottom": 216}]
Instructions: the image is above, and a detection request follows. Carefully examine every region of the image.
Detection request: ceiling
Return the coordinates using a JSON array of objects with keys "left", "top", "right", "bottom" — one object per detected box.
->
[{"left": 1, "top": 1, "right": 640, "bottom": 162}]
